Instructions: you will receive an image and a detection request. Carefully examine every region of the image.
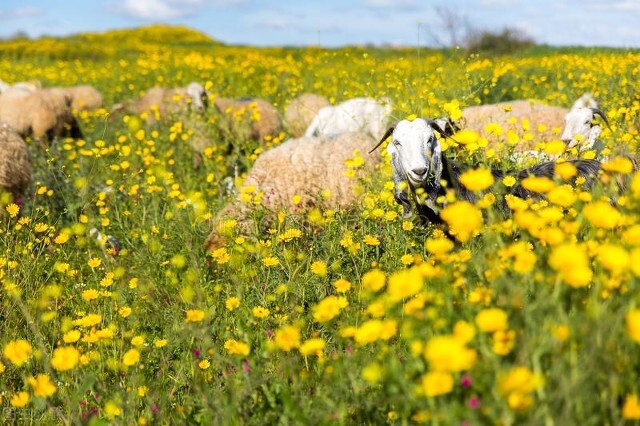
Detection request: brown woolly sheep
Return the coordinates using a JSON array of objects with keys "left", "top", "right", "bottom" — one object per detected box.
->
[
  {"left": 461, "top": 100, "right": 569, "bottom": 152},
  {"left": 113, "top": 82, "right": 208, "bottom": 123},
  {"left": 0, "top": 123, "right": 31, "bottom": 206},
  {"left": 0, "top": 88, "right": 82, "bottom": 148},
  {"left": 283, "top": 93, "right": 330, "bottom": 137},
  {"left": 214, "top": 97, "right": 282, "bottom": 142},
  {"left": 204, "top": 132, "right": 380, "bottom": 252},
  {"left": 57, "top": 85, "right": 103, "bottom": 111}
]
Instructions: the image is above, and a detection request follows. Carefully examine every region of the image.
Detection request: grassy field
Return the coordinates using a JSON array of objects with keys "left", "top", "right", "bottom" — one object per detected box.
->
[{"left": 1, "top": 25, "right": 640, "bottom": 424}]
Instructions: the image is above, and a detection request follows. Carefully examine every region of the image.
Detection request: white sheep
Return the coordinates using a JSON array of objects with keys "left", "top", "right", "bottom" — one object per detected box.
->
[
  {"left": 0, "top": 123, "right": 31, "bottom": 207},
  {"left": 284, "top": 93, "right": 330, "bottom": 137},
  {"left": 304, "top": 97, "right": 392, "bottom": 139},
  {"left": 204, "top": 132, "right": 381, "bottom": 252},
  {"left": 114, "top": 82, "right": 208, "bottom": 122},
  {"left": 0, "top": 88, "right": 82, "bottom": 148}
]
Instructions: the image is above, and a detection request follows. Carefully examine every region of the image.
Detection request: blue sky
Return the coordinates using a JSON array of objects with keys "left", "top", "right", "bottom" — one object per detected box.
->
[{"left": 0, "top": 0, "right": 638, "bottom": 48}]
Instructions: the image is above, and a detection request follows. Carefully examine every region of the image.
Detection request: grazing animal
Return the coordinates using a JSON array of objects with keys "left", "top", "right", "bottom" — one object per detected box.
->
[
  {"left": 113, "top": 82, "right": 209, "bottom": 122},
  {"left": 284, "top": 93, "right": 330, "bottom": 137},
  {"left": 55, "top": 85, "right": 104, "bottom": 111},
  {"left": 204, "top": 132, "right": 380, "bottom": 252},
  {"left": 213, "top": 97, "right": 282, "bottom": 142},
  {"left": 304, "top": 97, "right": 392, "bottom": 139},
  {"left": 0, "top": 88, "right": 82, "bottom": 148},
  {"left": 0, "top": 123, "right": 31, "bottom": 207},
  {"left": 369, "top": 118, "right": 604, "bottom": 225}
]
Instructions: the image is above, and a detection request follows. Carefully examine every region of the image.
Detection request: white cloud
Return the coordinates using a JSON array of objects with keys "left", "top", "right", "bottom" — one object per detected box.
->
[
  {"left": 118, "top": 0, "right": 211, "bottom": 20},
  {"left": 479, "top": 0, "right": 520, "bottom": 6},
  {"left": 0, "top": 6, "right": 43, "bottom": 20},
  {"left": 363, "top": 0, "right": 418, "bottom": 8}
]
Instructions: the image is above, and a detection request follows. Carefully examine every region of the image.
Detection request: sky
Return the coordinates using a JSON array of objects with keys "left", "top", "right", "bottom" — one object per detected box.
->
[{"left": 0, "top": 0, "right": 639, "bottom": 48}]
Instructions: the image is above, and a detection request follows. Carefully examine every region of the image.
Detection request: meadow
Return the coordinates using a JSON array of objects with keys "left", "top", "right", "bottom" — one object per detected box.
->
[{"left": 1, "top": 25, "right": 640, "bottom": 424}]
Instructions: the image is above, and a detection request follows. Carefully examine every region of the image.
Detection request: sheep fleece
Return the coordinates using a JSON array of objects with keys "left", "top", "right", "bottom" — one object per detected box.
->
[
  {"left": 0, "top": 123, "right": 31, "bottom": 199},
  {"left": 205, "top": 132, "right": 380, "bottom": 249},
  {"left": 284, "top": 93, "right": 330, "bottom": 138}
]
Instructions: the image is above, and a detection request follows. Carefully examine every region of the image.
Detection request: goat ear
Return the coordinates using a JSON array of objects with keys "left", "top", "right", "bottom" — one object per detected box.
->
[
  {"left": 591, "top": 108, "right": 611, "bottom": 129},
  {"left": 369, "top": 125, "right": 395, "bottom": 154},
  {"left": 428, "top": 117, "right": 458, "bottom": 138}
]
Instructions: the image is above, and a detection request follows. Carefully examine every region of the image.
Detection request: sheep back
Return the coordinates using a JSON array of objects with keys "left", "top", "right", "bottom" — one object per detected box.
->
[
  {"left": 205, "top": 132, "right": 380, "bottom": 251},
  {"left": 214, "top": 97, "right": 282, "bottom": 142},
  {"left": 462, "top": 100, "right": 568, "bottom": 151},
  {"left": 284, "top": 93, "right": 330, "bottom": 137},
  {"left": 0, "top": 123, "right": 31, "bottom": 200},
  {"left": 0, "top": 88, "right": 80, "bottom": 143},
  {"left": 62, "top": 85, "right": 103, "bottom": 110}
]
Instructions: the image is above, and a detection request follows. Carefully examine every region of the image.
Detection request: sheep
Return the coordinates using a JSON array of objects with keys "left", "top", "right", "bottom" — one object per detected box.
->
[
  {"left": 55, "top": 85, "right": 103, "bottom": 111},
  {"left": 369, "top": 117, "right": 605, "bottom": 226},
  {"left": 0, "top": 80, "right": 41, "bottom": 95},
  {"left": 284, "top": 93, "right": 330, "bottom": 137},
  {"left": 204, "top": 132, "right": 380, "bottom": 252},
  {"left": 0, "top": 123, "right": 31, "bottom": 207},
  {"left": 0, "top": 79, "right": 9, "bottom": 93},
  {"left": 213, "top": 97, "right": 283, "bottom": 142},
  {"left": 0, "top": 88, "right": 82, "bottom": 148},
  {"left": 461, "top": 99, "right": 569, "bottom": 149},
  {"left": 304, "top": 97, "right": 393, "bottom": 139},
  {"left": 114, "top": 82, "right": 209, "bottom": 122}
]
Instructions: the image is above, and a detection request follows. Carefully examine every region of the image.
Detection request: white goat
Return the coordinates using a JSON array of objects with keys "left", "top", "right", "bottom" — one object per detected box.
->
[
  {"left": 304, "top": 97, "right": 392, "bottom": 138},
  {"left": 369, "top": 118, "right": 604, "bottom": 225},
  {"left": 561, "top": 107, "right": 609, "bottom": 152}
]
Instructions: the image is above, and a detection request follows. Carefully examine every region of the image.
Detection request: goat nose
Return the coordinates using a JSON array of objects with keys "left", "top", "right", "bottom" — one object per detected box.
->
[{"left": 412, "top": 167, "right": 428, "bottom": 176}]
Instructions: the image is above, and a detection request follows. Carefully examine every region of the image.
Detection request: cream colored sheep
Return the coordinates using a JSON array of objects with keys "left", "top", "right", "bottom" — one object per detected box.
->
[
  {"left": 115, "top": 82, "right": 208, "bottom": 123},
  {"left": 0, "top": 123, "right": 31, "bottom": 205},
  {"left": 204, "top": 132, "right": 380, "bottom": 252},
  {"left": 284, "top": 93, "right": 330, "bottom": 137},
  {"left": 57, "top": 85, "right": 103, "bottom": 111},
  {"left": 0, "top": 88, "right": 82, "bottom": 148},
  {"left": 214, "top": 97, "right": 282, "bottom": 142},
  {"left": 461, "top": 100, "right": 568, "bottom": 152}
]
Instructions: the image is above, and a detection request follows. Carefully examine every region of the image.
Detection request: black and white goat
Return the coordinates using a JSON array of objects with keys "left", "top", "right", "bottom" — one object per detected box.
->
[{"left": 369, "top": 118, "right": 603, "bottom": 225}]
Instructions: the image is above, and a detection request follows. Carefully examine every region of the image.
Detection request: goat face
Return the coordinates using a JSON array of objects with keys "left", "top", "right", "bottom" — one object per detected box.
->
[
  {"left": 387, "top": 118, "right": 443, "bottom": 187},
  {"left": 561, "top": 107, "right": 608, "bottom": 150}
]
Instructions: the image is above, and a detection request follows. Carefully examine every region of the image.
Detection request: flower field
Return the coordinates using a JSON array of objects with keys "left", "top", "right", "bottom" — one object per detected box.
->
[{"left": 1, "top": 25, "right": 640, "bottom": 424}]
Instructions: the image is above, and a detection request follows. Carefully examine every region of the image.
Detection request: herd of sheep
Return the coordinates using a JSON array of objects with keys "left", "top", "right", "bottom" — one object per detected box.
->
[{"left": 0, "top": 76, "right": 624, "bottom": 250}]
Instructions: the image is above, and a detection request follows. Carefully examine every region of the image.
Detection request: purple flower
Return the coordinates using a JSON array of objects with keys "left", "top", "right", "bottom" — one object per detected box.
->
[
  {"left": 242, "top": 359, "right": 251, "bottom": 374},
  {"left": 193, "top": 348, "right": 201, "bottom": 358},
  {"left": 151, "top": 403, "right": 159, "bottom": 414},
  {"left": 461, "top": 374, "right": 473, "bottom": 388},
  {"left": 468, "top": 396, "right": 480, "bottom": 410}
]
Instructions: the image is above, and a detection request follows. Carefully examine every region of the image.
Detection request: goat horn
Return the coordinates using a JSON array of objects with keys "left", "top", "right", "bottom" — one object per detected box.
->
[
  {"left": 369, "top": 125, "right": 395, "bottom": 154},
  {"left": 591, "top": 108, "right": 611, "bottom": 129}
]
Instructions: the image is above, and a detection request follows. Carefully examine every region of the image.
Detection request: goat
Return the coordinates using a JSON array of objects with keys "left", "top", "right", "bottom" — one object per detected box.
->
[
  {"left": 369, "top": 118, "right": 603, "bottom": 226},
  {"left": 561, "top": 107, "right": 610, "bottom": 152}
]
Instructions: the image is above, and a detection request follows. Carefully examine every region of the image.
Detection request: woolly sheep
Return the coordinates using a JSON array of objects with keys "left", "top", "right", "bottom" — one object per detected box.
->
[
  {"left": 369, "top": 118, "right": 604, "bottom": 226},
  {"left": 284, "top": 93, "right": 330, "bottom": 137},
  {"left": 461, "top": 100, "right": 568, "bottom": 149},
  {"left": 56, "top": 85, "right": 103, "bottom": 111},
  {"left": 0, "top": 123, "right": 31, "bottom": 206},
  {"left": 0, "top": 88, "right": 82, "bottom": 148},
  {"left": 204, "top": 132, "right": 380, "bottom": 252},
  {"left": 214, "top": 97, "right": 283, "bottom": 142},
  {"left": 304, "top": 97, "right": 393, "bottom": 139},
  {"left": 115, "top": 82, "right": 209, "bottom": 122}
]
